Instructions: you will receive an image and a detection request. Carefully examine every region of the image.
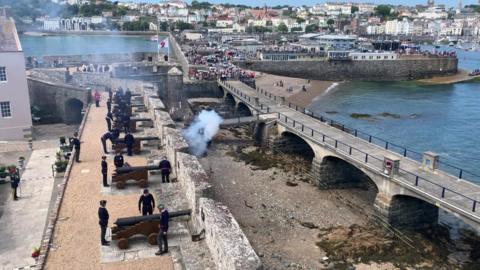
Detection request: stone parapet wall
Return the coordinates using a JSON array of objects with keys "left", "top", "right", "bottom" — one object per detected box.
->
[
  {"left": 199, "top": 198, "right": 262, "bottom": 270},
  {"left": 42, "top": 52, "right": 156, "bottom": 67},
  {"left": 237, "top": 57, "right": 458, "bottom": 81},
  {"left": 168, "top": 33, "right": 190, "bottom": 81}
]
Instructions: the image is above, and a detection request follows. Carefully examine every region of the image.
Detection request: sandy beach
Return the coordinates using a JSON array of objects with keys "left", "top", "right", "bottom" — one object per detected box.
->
[
  {"left": 254, "top": 72, "right": 337, "bottom": 108},
  {"left": 418, "top": 69, "right": 480, "bottom": 85}
]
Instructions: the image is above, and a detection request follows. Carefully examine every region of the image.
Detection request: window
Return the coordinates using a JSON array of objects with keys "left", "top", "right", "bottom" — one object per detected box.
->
[
  {"left": 0, "top": 67, "right": 6, "bottom": 81},
  {"left": 0, "top": 101, "right": 11, "bottom": 117}
]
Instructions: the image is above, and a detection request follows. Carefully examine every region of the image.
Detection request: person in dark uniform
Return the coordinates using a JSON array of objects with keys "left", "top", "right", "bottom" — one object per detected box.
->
[
  {"left": 101, "top": 132, "right": 113, "bottom": 154},
  {"left": 101, "top": 156, "right": 109, "bottom": 187},
  {"left": 9, "top": 167, "right": 20, "bottom": 200},
  {"left": 155, "top": 204, "right": 169, "bottom": 255},
  {"left": 106, "top": 98, "right": 112, "bottom": 113},
  {"left": 113, "top": 151, "right": 124, "bottom": 169},
  {"left": 159, "top": 156, "right": 171, "bottom": 183},
  {"left": 98, "top": 200, "right": 110, "bottom": 246},
  {"left": 124, "top": 133, "right": 135, "bottom": 156},
  {"left": 108, "top": 87, "right": 113, "bottom": 101},
  {"left": 122, "top": 113, "right": 131, "bottom": 134},
  {"left": 71, "top": 132, "right": 81, "bottom": 162},
  {"left": 125, "top": 89, "right": 132, "bottom": 105},
  {"left": 138, "top": 189, "right": 155, "bottom": 216},
  {"left": 106, "top": 112, "right": 113, "bottom": 132}
]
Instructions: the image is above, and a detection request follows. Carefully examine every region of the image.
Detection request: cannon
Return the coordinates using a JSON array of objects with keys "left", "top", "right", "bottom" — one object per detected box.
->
[
  {"left": 112, "top": 163, "right": 159, "bottom": 189},
  {"left": 111, "top": 209, "right": 191, "bottom": 249},
  {"left": 129, "top": 117, "right": 152, "bottom": 132},
  {"left": 113, "top": 136, "right": 159, "bottom": 155}
]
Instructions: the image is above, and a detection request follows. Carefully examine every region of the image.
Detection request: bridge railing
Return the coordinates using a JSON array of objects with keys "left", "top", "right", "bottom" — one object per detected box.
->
[
  {"left": 220, "top": 80, "right": 479, "bottom": 216},
  {"left": 275, "top": 112, "right": 479, "bottom": 215},
  {"left": 252, "top": 84, "right": 480, "bottom": 184}
]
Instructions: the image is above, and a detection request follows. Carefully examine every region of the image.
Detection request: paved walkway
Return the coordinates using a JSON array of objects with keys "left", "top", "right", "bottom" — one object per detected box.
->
[
  {"left": 221, "top": 80, "right": 480, "bottom": 226},
  {"left": 44, "top": 100, "right": 173, "bottom": 270},
  {"left": 0, "top": 148, "right": 57, "bottom": 270}
]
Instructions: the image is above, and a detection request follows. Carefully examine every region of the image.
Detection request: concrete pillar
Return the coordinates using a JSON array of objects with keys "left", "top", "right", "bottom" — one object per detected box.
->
[
  {"left": 422, "top": 151, "right": 439, "bottom": 171},
  {"left": 373, "top": 192, "right": 439, "bottom": 230}
]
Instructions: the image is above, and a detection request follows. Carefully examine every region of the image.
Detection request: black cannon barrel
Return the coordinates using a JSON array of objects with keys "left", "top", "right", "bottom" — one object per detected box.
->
[
  {"left": 131, "top": 117, "right": 151, "bottom": 122},
  {"left": 116, "top": 136, "right": 160, "bottom": 142},
  {"left": 114, "top": 209, "right": 192, "bottom": 227},
  {"left": 131, "top": 103, "right": 145, "bottom": 107},
  {"left": 115, "top": 164, "right": 159, "bottom": 174}
]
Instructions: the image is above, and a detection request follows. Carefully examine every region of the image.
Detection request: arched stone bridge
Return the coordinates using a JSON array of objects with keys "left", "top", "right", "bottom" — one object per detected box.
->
[{"left": 218, "top": 79, "right": 480, "bottom": 230}]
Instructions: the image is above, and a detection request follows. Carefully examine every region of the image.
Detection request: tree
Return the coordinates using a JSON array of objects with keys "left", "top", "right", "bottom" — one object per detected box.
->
[
  {"left": 351, "top": 5, "right": 359, "bottom": 14},
  {"left": 296, "top": 17, "right": 306, "bottom": 24},
  {"left": 375, "top": 5, "right": 392, "bottom": 18},
  {"left": 305, "top": 24, "right": 319, "bottom": 33},
  {"left": 160, "top": 21, "right": 169, "bottom": 31},
  {"left": 175, "top": 21, "right": 194, "bottom": 31},
  {"left": 277, "top": 22, "right": 288, "bottom": 33},
  {"left": 327, "top": 19, "right": 335, "bottom": 26},
  {"left": 290, "top": 26, "right": 303, "bottom": 32}
]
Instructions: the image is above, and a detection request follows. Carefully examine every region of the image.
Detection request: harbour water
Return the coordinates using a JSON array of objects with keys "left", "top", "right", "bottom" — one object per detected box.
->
[{"left": 19, "top": 34, "right": 159, "bottom": 57}]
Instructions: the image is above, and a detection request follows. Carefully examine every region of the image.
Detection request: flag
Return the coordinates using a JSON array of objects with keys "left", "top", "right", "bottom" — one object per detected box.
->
[{"left": 159, "top": 38, "right": 169, "bottom": 49}]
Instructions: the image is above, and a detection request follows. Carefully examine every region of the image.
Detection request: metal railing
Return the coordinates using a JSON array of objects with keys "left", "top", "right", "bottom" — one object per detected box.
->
[
  {"left": 251, "top": 84, "right": 480, "bottom": 183},
  {"left": 219, "top": 80, "right": 479, "bottom": 215}
]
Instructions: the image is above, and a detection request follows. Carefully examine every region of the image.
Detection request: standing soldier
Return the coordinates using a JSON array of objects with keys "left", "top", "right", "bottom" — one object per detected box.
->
[
  {"left": 98, "top": 200, "right": 110, "bottom": 246},
  {"left": 94, "top": 90, "right": 101, "bottom": 107},
  {"left": 122, "top": 113, "right": 131, "bottom": 134},
  {"left": 9, "top": 167, "right": 20, "bottom": 201},
  {"left": 106, "top": 98, "right": 112, "bottom": 113},
  {"left": 159, "top": 156, "right": 171, "bottom": 183},
  {"left": 108, "top": 87, "right": 113, "bottom": 101},
  {"left": 100, "top": 132, "right": 113, "bottom": 154},
  {"left": 101, "top": 156, "right": 109, "bottom": 187},
  {"left": 138, "top": 189, "right": 155, "bottom": 216},
  {"left": 71, "top": 132, "right": 81, "bottom": 162},
  {"left": 113, "top": 151, "right": 124, "bottom": 169},
  {"left": 106, "top": 112, "right": 113, "bottom": 132},
  {"left": 124, "top": 133, "right": 135, "bottom": 156},
  {"left": 155, "top": 204, "right": 169, "bottom": 255}
]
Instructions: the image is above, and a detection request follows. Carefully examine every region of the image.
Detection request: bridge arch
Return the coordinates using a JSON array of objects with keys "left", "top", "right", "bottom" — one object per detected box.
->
[
  {"left": 273, "top": 131, "right": 316, "bottom": 161},
  {"left": 387, "top": 194, "right": 439, "bottom": 230},
  {"left": 224, "top": 93, "right": 235, "bottom": 107},
  {"left": 64, "top": 98, "right": 84, "bottom": 124},
  {"left": 315, "top": 155, "right": 379, "bottom": 192},
  {"left": 236, "top": 101, "right": 252, "bottom": 117}
]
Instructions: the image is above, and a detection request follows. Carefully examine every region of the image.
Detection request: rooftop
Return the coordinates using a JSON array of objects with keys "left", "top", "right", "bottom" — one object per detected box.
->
[{"left": 0, "top": 16, "right": 22, "bottom": 52}]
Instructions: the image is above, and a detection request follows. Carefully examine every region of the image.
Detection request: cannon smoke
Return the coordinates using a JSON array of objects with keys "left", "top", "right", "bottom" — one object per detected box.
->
[{"left": 183, "top": 110, "right": 223, "bottom": 156}]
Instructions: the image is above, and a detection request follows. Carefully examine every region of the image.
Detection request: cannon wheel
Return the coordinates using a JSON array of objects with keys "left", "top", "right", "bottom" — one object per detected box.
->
[
  {"left": 117, "top": 238, "right": 129, "bottom": 249},
  {"left": 138, "top": 179, "right": 148, "bottom": 188},
  {"left": 116, "top": 181, "right": 126, "bottom": 189},
  {"left": 147, "top": 233, "right": 158, "bottom": 245}
]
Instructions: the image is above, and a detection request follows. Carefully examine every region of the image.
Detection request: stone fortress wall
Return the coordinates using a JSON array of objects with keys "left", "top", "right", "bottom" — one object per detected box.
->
[{"left": 236, "top": 56, "right": 458, "bottom": 81}]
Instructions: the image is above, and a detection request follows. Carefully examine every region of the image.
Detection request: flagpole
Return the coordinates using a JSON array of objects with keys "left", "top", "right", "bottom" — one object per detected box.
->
[{"left": 156, "top": 16, "right": 160, "bottom": 62}]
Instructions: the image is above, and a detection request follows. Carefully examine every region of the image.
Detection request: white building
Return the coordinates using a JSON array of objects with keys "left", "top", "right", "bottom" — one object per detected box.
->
[
  {"left": 417, "top": 6, "right": 448, "bottom": 20},
  {"left": 385, "top": 18, "right": 413, "bottom": 35},
  {"left": 0, "top": 15, "right": 32, "bottom": 140},
  {"left": 43, "top": 18, "right": 61, "bottom": 31},
  {"left": 366, "top": 24, "right": 385, "bottom": 35},
  {"left": 298, "top": 34, "right": 357, "bottom": 51}
]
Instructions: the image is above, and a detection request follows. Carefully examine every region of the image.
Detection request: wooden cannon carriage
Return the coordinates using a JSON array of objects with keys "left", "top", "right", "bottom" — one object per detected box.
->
[
  {"left": 111, "top": 209, "right": 191, "bottom": 249},
  {"left": 129, "top": 117, "right": 152, "bottom": 132},
  {"left": 112, "top": 164, "right": 159, "bottom": 189},
  {"left": 113, "top": 136, "right": 159, "bottom": 155}
]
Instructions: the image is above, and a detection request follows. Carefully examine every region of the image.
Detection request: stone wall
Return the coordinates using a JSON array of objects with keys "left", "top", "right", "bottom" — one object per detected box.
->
[
  {"left": 27, "top": 77, "right": 90, "bottom": 123},
  {"left": 42, "top": 52, "right": 158, "bottom": 67},
  {"left": 199, "top": 198, "right": 263, "bottom": 270},
  {"left": 237, "top": 57, "right": 458, "bottom": 81},
  {"left": 168, "top": 33, "right": 190, "bottom": 81}
]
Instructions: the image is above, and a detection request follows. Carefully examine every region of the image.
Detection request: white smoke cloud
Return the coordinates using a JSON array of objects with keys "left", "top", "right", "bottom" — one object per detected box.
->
[{"left": 183, "top": 110, "right": 223, "bottom": 156}]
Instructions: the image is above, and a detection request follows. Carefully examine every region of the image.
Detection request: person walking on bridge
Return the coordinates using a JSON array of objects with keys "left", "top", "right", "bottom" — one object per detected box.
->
[{"left": 138, "top": 189, "right": 155, "bottom": 216}]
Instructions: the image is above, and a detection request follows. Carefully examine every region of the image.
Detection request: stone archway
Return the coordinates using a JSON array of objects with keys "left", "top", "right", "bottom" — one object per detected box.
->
[
  {"left": 64, "top": 98, "right": 84, "bottom": 124},
  {"left": 387, "top": 195, "right": 439, "bottom": 230},
  {"left": 224, "top": 93, "right": 235, "bottom": 107},
  {"left": 316, "top": 156, "right": 378, "bottom": 191},
  {"left": 273, "top": 131, "right": 315, "bottom": 161},
  {"left": 236, "top": 102, "right": 252, "bottom": 117}
]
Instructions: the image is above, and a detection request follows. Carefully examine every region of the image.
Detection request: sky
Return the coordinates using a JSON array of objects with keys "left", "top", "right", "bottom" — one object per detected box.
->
[{"left": 122, "top": 0, "right": 479, "bottom": 8}]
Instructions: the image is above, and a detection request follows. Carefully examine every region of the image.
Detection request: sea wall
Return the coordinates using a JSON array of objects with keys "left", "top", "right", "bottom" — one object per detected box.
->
[
  {"left": 41, "top": 52, "right": 159, "bottom": 67},
  {"left": 237, "top": 57, "right": 458, "bottom": 81}
]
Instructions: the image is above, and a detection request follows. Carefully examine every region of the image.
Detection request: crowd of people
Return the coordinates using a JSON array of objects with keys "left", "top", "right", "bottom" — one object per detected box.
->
[{"left": 77, "top": 63, "right": 111, "bottom": 73}]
